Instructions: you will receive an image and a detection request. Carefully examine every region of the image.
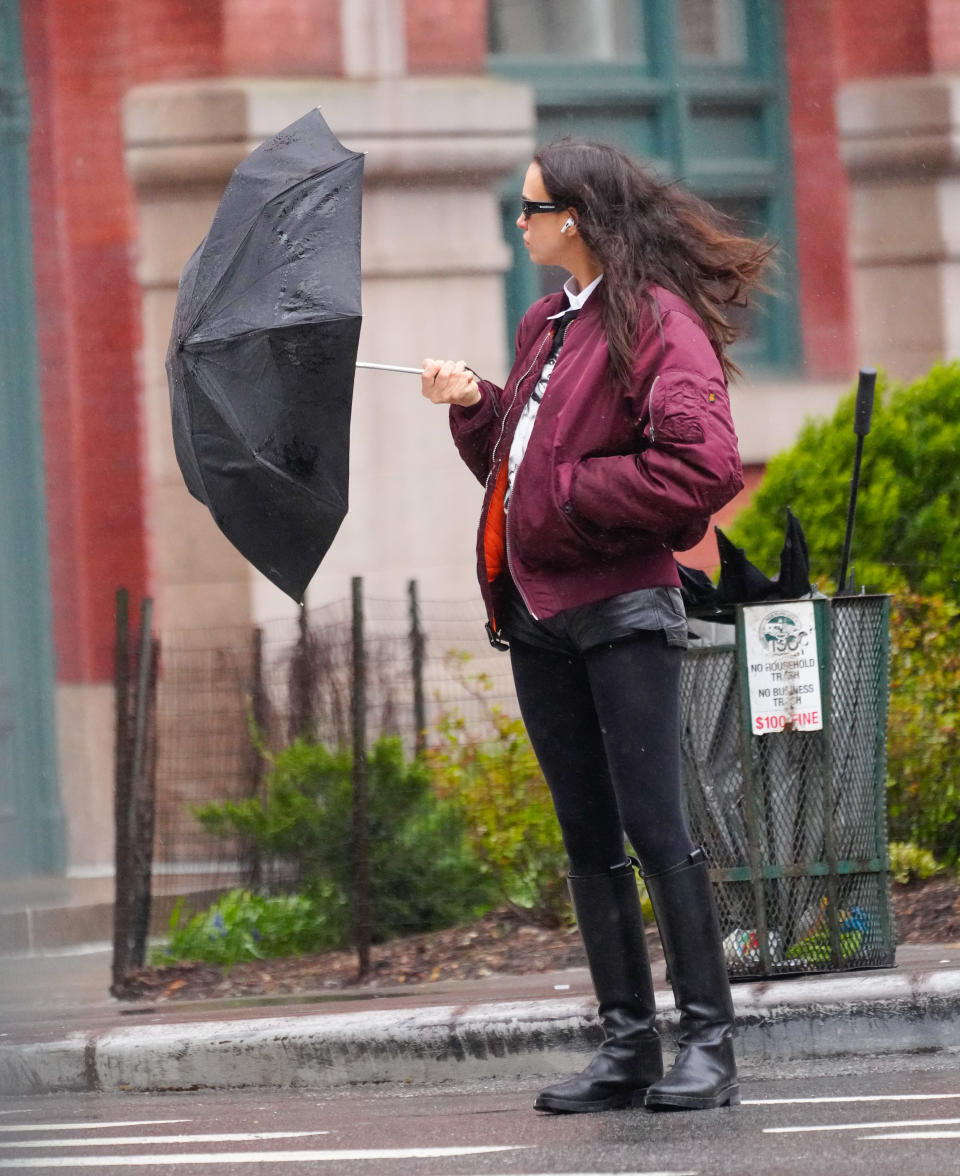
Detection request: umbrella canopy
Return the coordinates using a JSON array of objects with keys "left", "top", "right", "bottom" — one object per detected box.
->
[{"left": 166, "top": 108, "right": 364, "bottom": 602}]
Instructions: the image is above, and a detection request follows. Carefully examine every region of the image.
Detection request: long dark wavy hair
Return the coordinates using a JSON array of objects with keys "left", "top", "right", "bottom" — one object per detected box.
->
[{"left": 534, "top": 138, "right": 774, "bottom": 385}]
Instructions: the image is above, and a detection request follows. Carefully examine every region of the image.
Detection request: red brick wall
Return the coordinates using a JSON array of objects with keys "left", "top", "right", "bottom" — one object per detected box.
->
[
  {"left": 126, "top": 0, "right": 222, "bottom": 82},
  {"left": 783, "top": 0, "right": 855, "bottom": 378},
  {"left": 23, "top": 0, "right": 149, "bottom": 683},
  {"left": 927, "top": 0, "right": 960, "bottom": 70},
  {"left": 222, "top": 0, "right": 341, "bottom": 77},
  {"left": 837, "top": 0, "right": 930, "bottom": 77},
  {"left": 405, "top": 0, "right": 486, "bottom": 73}
]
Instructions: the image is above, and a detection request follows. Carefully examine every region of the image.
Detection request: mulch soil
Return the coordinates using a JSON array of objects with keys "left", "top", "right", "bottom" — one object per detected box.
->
[{"left": 114, "top": 875, "right": 960, "bottom": 1004}]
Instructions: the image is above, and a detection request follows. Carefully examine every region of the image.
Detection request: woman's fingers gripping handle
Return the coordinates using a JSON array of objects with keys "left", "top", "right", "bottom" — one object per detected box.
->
[{"left": 421, "top": 358, "right": 480, "bottom": 407}]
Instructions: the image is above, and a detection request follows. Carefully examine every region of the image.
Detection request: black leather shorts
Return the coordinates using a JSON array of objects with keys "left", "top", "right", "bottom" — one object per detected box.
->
[{"left": 499, "top": 581, "right": 688, "bottom": 655}]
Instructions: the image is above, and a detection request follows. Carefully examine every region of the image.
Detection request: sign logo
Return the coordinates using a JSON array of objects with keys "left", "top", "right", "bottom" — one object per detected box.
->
[{"left": 758, "top": 610, "right": 810, "bottom": 655}]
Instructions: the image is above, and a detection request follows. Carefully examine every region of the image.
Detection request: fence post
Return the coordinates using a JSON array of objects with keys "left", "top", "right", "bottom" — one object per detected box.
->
[
  {"left": 129, "top": 623, "right": 159, "bottom": 969},
  {"left": 351, "top": 576, "right": 371, "bottom": 980},
  {"left": 111, "top": 589, "right": 133, "bottom": 993},
  {"left": 289, "top": 606, "right": 317, "bottom": 741},
  {"left": 408, "top": 579, "right": 426, "bottom": 756},
  {"left": 245, "top": 626, "right": 267, "bottom": 886}
]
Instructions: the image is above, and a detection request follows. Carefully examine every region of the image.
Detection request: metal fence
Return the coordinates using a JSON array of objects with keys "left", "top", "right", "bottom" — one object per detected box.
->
[{"left": 151, "top": 585, "right": 518, "bottom": 889}]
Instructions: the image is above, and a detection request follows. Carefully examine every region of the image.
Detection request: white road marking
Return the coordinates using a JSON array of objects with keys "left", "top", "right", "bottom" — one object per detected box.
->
[
  {"left": 862, "top": 1131, "right": 960, "bottom": 1140},
  {"left": 0, "top": 1131, "right": 329, "bottom": 1149},
  {"left": 0, "top": 1145, "right": 523, "bottom": 1168},
  {"left": 745, "top": 1093, "right": 960, "bottom": 1105},
  {"left": 0, "top": 1122, "right": 190, "bottom": 1134},
  {"left": 765, "top": 1117, "right": 960, "bottom": 1134}
]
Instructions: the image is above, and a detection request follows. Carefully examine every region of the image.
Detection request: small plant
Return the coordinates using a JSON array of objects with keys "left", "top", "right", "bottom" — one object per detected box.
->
[
  {"left": 427, "top": 661, "right": 569, "bottom": 926},
  {"left": 887, "top": 841, "right": 945, "bottom": 886},
  {"left": 193, "top": 735, "right": 492, "bottom": 947},
  {"left": 152, "top": 888, "right": 344, "bottom": 969}
]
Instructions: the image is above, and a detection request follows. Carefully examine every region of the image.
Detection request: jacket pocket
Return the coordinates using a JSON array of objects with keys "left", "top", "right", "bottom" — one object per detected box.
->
[
  {"left": 553, "top": 460, "right": 650, "bottom": 561},
  {"left": 645, "top": 371, "right": 708, "bottom": 445}
]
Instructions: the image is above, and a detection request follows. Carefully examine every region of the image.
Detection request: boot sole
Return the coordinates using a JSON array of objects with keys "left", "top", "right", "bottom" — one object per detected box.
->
[
  {"left": 644, "top": 1084, "right": 741, "bottom": 1112},
  {"left": 534, "top": 1088, "right": 650, "bottom": 1114}
]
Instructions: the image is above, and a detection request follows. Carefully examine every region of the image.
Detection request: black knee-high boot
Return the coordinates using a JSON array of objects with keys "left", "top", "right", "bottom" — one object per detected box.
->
[
  {"left": 534, "top": 863, "right": 663, "bottom": 1114},
  {"left": 643, "top": 848, "right": 740, "bottom": 1111}
]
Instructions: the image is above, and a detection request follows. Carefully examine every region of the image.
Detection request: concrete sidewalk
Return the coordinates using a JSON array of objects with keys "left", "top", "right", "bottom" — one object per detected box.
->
[{"left": 1, "top": 940, "right": 959, "bottom": 1096}]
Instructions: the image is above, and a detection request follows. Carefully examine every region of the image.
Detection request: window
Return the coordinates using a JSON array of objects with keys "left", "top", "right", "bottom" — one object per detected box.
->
[{"left": 489, "top": 0, "right": 798, "bottom": 372}]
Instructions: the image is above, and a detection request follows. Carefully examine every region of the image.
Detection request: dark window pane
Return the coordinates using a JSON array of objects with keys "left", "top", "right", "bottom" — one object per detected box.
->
[
  {"left": 679, "top": 0, "right": 747, "bottom": 64},
  {"left": 489, "top": 0, "right": 645, "bottom": 62}
]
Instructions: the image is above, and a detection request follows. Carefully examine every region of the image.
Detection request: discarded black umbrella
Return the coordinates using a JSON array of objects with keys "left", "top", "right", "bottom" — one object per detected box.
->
[
  {"left": 166, "top": 108, "right": 365, "bottom": 603},
  {"left": 677, "top": 508, "right": 813, "bottom": 619}
]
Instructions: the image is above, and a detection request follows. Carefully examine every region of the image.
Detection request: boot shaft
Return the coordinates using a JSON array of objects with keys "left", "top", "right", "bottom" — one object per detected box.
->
[
  {"left": 567, "top": 864, "right": 657, "bottom": 1019},
  {"left": 644, "top": 849, "right": 735, "bottom": 1028}
]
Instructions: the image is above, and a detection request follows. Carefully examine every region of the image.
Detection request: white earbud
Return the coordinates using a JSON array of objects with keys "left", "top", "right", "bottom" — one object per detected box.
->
[{"left": 561, "top": 218, "right": 576, "bottom": 234}]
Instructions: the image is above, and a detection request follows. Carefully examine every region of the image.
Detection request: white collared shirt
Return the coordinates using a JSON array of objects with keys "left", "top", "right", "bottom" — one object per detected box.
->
[{"left": 506, "top": 275, "right": 603, "bottom": 506}]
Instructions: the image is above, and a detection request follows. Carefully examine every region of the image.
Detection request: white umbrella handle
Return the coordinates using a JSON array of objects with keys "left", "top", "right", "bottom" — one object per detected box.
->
[
  {"left": 356, "top": 362, "right": 478, "bottom": 377},
  {"left": 355, "top": 361, "right": 423, "bottom": 375}
]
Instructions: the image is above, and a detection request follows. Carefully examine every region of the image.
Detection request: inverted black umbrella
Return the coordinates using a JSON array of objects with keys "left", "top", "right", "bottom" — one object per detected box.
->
[
  {"left": 677, "top": 509, "right": 813, "bottom": 619},
  {"left": 166, "top": 108, "right": 365, "bottom": 603}
]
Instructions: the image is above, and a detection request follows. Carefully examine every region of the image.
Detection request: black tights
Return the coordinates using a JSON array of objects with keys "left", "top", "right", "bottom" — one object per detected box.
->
[{"left": 509, "top": 631, "right": 696, "bottom": 877}]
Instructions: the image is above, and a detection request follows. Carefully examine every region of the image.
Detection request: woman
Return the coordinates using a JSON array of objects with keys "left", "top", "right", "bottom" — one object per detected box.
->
[{"left": 421, "top": 139, "right": 771, "bottom": 1114}]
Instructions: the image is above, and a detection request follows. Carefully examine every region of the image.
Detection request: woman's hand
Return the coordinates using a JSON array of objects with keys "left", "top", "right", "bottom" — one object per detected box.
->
[{"left": 421, "top": 358, "right": 481, "bottom": 407}]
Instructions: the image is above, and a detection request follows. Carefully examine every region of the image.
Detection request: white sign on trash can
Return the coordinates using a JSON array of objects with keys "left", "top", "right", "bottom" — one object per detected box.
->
[{"left": 742, "top": 600, "right": 823, "bottom": 736}]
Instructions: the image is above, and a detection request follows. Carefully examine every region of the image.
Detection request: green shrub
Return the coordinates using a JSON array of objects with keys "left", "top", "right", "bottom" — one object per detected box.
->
[
  {"left": 887, "top": 842, "right": 945, "bottom": 886},
  {"left": 427, "top": 673, "right": 569, "bottom": 927},
  {"left": 194, "top": 736, "right": 493, "bottom": 946},
  {"left": 728, "top": 362, "right": 960, "bottom": 599},
  {"left": 152, "top": 888, "right": 343, "bottom": 968},
  {"left": 887, "top": 594, "right": 960, "bottom": 865}
]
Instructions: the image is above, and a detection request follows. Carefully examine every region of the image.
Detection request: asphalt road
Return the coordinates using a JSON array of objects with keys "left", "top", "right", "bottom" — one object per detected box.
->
[{"left": 1, "top": 1053, "right": 959, "bottom": 1175}]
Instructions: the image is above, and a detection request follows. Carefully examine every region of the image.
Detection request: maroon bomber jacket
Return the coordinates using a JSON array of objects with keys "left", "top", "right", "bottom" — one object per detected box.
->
[{"left": 449, "top": 284, "right": 744, "bottom": 632}]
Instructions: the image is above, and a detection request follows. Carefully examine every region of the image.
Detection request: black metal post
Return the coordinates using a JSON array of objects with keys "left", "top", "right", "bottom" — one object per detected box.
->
[
  {"left": 111, "top": 588, "right": 133, "bottom": 993},
  {"left": 130, "top": 625, "right": 159, "bottom": 968},
  {"left": 836, "top": 368, "right": 877, "bottom": 593},
  {"left": 245, "top": 626, "right": 267, "bottom": 886},
  {"left": 408, "top": 579, "right": 426, "bottom": 756},
  {"left": 351, "top": 576, "right": 371, "bottom": 980}
]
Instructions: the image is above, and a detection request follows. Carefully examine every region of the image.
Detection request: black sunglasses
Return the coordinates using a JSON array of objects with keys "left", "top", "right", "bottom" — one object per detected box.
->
[{"left": 520, "top": 198, "right": 560, "bottom": 218}]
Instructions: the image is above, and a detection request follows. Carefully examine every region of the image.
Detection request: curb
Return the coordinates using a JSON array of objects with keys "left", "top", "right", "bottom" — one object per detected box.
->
[{"left": 2, "top": 968, "right": 959, "bottom": 1095}]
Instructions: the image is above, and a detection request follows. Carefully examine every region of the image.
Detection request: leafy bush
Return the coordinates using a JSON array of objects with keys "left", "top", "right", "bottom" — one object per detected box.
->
[
  {"left": 152, "top": 888, "right": 343, "bottom": 968},
  {"left": 887, "top": 842, "right": 945, "bottom": 886},
  {"left": 887, "top": 594, "right": 960, "bottom": 865},
  {"left": 427, "top": 670, "right": 569, "bottom": 926},
  {"left": 194, "top": 736, "right": 492, "bottom": 946},
  {"left": 728, "top": 362, "right": 960, "bottom": 599}
]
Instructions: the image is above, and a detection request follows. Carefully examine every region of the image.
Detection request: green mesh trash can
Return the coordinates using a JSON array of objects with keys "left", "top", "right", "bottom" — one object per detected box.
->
[{"left": 679, "top": 594, "right": 895, "bottom": 980}]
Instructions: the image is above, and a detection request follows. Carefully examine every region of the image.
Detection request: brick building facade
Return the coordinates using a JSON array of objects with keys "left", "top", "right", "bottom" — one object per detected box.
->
[{"left": 4, "top": 0, "right": 959, "bottom": 878}]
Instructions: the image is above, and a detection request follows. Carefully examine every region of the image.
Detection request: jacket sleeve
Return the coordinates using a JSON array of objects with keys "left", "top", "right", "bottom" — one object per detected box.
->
[
  {"left": 448, "top": 381, "right": 504, "bottom": 486},
  {"left": 447, "top": 306, "right": 540, "bottom": 485},
  {"left": 564, "top": 310, "right": 744, "bottom": 541}
]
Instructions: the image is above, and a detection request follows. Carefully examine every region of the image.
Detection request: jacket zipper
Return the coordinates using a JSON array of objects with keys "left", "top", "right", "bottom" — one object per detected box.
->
[
  {"left": 488, "top": 329, "right": 552, "bottom": 475},
  {"left": 484, "top": 328, "right": 553, "bottom": 623},
  {"left": 647, "top": 374, "right": 659, "bottom": 444}
]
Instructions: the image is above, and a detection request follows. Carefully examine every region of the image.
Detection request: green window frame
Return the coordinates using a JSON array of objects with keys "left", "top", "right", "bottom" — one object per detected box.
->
[
  {"left": 489, "top": 0, "right": 800, "bottom": 373},
  {"left": 0, "top": 0, "right": 64, "bottom": 877}
]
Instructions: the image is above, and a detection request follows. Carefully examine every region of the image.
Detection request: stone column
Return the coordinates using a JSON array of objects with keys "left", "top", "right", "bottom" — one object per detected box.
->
[
  {"left": 124, "top": 77, "right": 534, "bottom": 632},
  {"left": 838, "top": 75, "right": 960, "bottom": 381}
]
